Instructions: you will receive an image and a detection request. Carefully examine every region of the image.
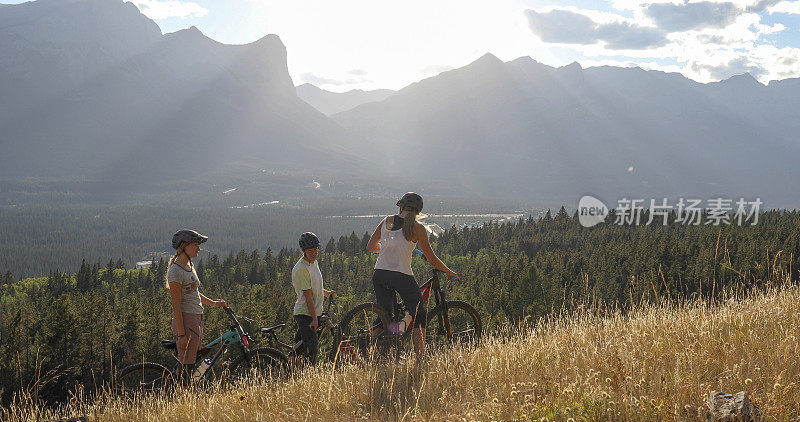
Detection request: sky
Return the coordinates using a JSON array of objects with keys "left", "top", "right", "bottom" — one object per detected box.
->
[{"left": 4, "top": 0, "right": 800, "bottom": 91}]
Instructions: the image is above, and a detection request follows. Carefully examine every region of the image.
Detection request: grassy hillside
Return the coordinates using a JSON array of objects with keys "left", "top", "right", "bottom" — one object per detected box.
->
[{"left": 6, "top": 285, "right": 799, "bottom": 421}]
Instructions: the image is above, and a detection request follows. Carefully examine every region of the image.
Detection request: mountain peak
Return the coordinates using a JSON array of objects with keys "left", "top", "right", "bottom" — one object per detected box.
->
[
  {"left": 165, "top": 25, "right": 215, "bottom": 44},
  {"left": 456, "top": 53, "right": 505, "bottom": 76},
  {"left": 472, "top": 53, "right": 503, "bottom": 66},
  {"left": 726, "top": 72, "right": 762, "bottom": 85},
  {"left": 181, "top": 25, "right": 204, "bottom": 37},
  {"left": 247, "top": 33, "right": 286, "bottom": 54}
]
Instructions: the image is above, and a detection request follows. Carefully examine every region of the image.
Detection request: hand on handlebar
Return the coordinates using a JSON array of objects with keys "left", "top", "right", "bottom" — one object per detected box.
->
[
  {"left": 415, "top": 248, "right": 458, "bottom": 280},
  {"left": 215, "top": 299, "right": 228, "bottom": 308},
  {"left": 309, "top": 317, "right": 318, "bottom": 331}
]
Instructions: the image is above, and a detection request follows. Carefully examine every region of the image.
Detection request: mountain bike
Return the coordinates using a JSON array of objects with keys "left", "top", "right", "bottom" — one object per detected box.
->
[
  {"left": 258, "top": 295, "right": 340, "bottom": 366},
  {"left": 333, "top": 249, "right": 482, "bottom": 363},
  {"left": 115, "top": 306, "right": 288, "bottom": 393}
]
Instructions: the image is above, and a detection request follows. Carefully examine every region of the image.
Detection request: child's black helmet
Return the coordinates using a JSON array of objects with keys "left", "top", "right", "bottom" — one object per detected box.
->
[
  {"left": 172, "top": 229, "right": 208, "bottom": 250},
  {"left": 396, "top": 192, "right": 423, "bottom": 213},
  {"left": 299, "top": 232, "right": 320, "bottom": 250}
]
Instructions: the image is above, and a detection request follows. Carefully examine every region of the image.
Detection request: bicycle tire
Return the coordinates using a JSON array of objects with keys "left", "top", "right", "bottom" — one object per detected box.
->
[
  {"left": 229, "top": 347, "right": 289, "bottom": 382},
  {"left": 425, "top": 300, "right": 482, "bottom": 349},
  {"left": 115, "top": 362, "right": 173, "bottom": 394},
  {"left": 332, "top": 302, "right": 391, "bottom": 365},
  {"left": 316, "top": 323, "right": 337, "bottom": 364}
]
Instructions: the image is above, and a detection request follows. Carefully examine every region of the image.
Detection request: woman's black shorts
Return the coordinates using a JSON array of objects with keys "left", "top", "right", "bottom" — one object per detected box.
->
[{"left": 372, "top": 269, "right": 426, "bottom": 328}]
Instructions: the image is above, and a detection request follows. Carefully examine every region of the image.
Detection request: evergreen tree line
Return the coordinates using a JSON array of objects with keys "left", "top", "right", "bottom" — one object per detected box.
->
[
  {"left": 1, "top": 208, "right": 799, "bottom": 407},
  {"left": 0, "top": 205, "right": 382, "bottom": 279}
]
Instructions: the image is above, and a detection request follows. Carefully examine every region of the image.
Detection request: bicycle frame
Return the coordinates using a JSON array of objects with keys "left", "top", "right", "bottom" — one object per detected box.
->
[
  {"left": 262, "top": 296, "right": 336, "bottom": 357},
  {"left": 191, "top": 307, "right": 252, "bottom": 381},
  {"left": 408, "top": 249, "right": 454, "bottom": 335},
  {"left": 408, "top": 269, "right": 452, "bottom": 335}
]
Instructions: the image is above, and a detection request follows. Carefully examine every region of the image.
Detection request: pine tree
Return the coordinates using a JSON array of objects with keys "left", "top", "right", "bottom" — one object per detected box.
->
[
  {"left": 76, "top": 259, "right": 91, "bottom": 291},
  {"left": 361, "top": 232, "right": 370, "bottom": 252}
]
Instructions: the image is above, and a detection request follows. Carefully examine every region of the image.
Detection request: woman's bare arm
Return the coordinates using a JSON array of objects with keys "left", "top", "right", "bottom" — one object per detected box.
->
[
  {"left": 414, "top": 223, "right": 458, "bottom": 279},
  {"left": 366, "top": 217, "right": 386, "bottom": 253},
  {"left": 168, "top": 282, "right": 185, "bottom": 336},
  {"left": 200, "top": 293, "right": 226, "bottom": 307}
]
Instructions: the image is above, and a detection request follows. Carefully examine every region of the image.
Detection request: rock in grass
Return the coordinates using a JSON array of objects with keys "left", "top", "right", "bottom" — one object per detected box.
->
[{"left": 707, "top": 391, "right": 762, "bottom": 421}]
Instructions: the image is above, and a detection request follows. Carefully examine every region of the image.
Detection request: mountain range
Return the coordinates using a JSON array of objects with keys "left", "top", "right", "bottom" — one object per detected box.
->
[
  {"left": 296, "top": 83, "right": 394, "bottom": 116},
  {"left": 333, "top": 55, "right": 800, "bottom": 204},
  {"left": 2, "top": 0, "right": 799, "bottom": 206},
  {"left": 0, "top": 0, "right": 360, "bottom": 192}
]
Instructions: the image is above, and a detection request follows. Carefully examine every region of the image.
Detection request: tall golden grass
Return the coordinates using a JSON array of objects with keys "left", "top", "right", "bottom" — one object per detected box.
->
[{"left": 4, "top": 285, "right": 800, "bottom": 421}]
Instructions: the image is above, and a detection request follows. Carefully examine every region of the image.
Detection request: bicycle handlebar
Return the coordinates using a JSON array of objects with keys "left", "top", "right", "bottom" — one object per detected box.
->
[
  {"left": 223, "top": 306, "right": 235, "bottom": 318},
  {"left": 413, "top": 248, "right": 459, "bottom": 281},
  {"left": 325, "top": 294, "right": 336, "bottom": 315}
]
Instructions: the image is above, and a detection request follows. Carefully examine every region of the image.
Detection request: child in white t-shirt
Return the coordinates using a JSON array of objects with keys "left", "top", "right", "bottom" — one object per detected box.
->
[{"left": 292, "top": 232, "right": 334, "bottom": 363}]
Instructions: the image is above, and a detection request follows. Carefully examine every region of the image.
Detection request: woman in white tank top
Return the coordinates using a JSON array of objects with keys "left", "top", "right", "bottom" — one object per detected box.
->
[{"left": 366, "top": 192, "right": 458, "bottom": 356}]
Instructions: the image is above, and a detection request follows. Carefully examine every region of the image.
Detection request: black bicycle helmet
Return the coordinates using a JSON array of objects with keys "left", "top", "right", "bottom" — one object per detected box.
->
[
  {"left": 299, "top": 232, "right": 320, "bottom": 250},
  {"left": 172, "top": 229, "right": 208, "bottom": 250},
  {"left": 396, "top": 192, "right": 423, "bottom": 213}
]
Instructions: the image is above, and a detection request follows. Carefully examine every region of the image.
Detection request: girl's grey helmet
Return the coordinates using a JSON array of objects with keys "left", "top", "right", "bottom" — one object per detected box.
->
[
  {"left": 299, "top": 232, "right": 320, "bottom": 250},
  {"left": 396, "top": 192, "right": 423, "bottom": 213},
  {"left": 172, "top": 229, "right": 208, "bottom": 250}
]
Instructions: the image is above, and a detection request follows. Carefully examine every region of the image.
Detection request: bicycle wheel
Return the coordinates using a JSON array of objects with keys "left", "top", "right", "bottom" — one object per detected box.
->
[
  {"left": 229, "top": 347, "right": 289, "bottom": 383},
  {"left": 332, "top": 302, "right": 391, "bottom": 365},
  {"left": 115, "top": 362, "right": 173, "bottom": 394},
  {"left": 425, "top": 300, "right": 482, "bottom": 349},
  {"left": 316, "top": 322, "right": 337, "bottom": 364}
]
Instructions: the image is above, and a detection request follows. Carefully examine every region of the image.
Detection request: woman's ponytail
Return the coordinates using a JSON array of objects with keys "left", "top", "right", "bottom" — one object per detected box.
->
[
  {"left": 402, "top": 208, "right": 417, "bottom": 241},
  {"left": 164, "top": 243, "right": 184, "bottom": 288}
]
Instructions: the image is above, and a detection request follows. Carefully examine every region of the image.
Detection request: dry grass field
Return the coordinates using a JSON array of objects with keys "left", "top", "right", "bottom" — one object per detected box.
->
[{"left": 4, "top": 285, "right": 800, "bottom": 421}]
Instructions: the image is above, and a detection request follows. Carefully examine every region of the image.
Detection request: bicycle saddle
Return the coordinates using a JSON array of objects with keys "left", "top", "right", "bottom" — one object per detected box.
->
[{"left": 260, "top": 323, "right": 286, "bottom": 334}]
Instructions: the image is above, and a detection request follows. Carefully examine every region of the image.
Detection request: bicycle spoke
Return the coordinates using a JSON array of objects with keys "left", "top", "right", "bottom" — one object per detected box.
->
[
  {"left": 116, "top": 363, "right": 172, "bottom": 395},
  {"left": 426, "top": 301, "right": 482, "bottom": 349},
  {"left": 334, "top": 303, "right": 389, "bottom": 365}
]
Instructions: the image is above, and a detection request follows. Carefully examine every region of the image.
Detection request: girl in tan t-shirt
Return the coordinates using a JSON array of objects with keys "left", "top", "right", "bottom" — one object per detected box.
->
[{"left": 166, "top": 229, "right": 227, "bottom": 377}]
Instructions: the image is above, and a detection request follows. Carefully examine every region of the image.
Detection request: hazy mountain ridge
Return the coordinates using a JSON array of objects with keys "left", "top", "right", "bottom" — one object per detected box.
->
[
  {"left": 296, "top": 83, "right": 395, "bottom": 115},
  {"left": 0, "top": 0, "right": 364, "bottom": 192},
  {"left": 333, "top": 53, "right": 800, "bottom": 205},
  {"left": 2, "top": 0, "right": 799, "bottom": 205}
]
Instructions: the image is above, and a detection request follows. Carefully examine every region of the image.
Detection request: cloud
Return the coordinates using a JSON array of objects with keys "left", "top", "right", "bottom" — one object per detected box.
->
[
  {"left": 347, "top": 69, "right": 368, "bottom": 76},
  {"left": 300, "top": 73, "right": 344, "bottom": 86},
  {"left": 597, "top": 21, "right": 670, "bottom": 49},
  {"left": 128, "top": 0, "right": 209, "bottom": 20},
  {"left": 521, "top": 2, "right": 799, "bottom": 84},
  {"left": 526, "top": 9, "right": 597, "bottom": 44},
  {"left": 756, "top": 22, "right": 787, "bottom": 34},
  {"left": 690, "top": 55, "right": 767, "bottom": 79},
  {"left": 696, "top": 33, "right": 733, "bottom": 44},
  {"left": 746, "top": 0, "right": 784, "bottom": 12},
  {"left": 768, "top": 0, "right": 800, "bottom": 14},
  {"left": 525, "top": 9, "right": 667, "bottom": 50},
  {"left": 644, "top": 2, "right": 741, "bottom": 31},
  {"left": 345, "top": 77, "right": 373, "bottom": 84}
]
